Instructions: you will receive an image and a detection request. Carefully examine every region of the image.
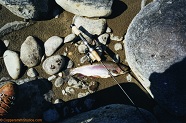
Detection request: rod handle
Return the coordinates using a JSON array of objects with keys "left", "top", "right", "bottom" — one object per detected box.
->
[
  {"left": 90, "top": 50, "right": 101, "bottom": 62},
  {"left": 70, "top": 24, "right": 80, "bottom": 35}
]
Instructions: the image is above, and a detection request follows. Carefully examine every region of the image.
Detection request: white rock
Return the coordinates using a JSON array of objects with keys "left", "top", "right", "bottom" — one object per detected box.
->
[
  {"left": 98, "top": 33, "right": 110, "bottom": 45},
  {"left": 58, "top": 72, "right": 63, "bottom": 77},
  {"left": 62, "top": 90, "right": 67, "bottom": 95},
  {"left": 106, "top": 27, "right": 112, "bottom": 33},
  {"left": 20, "top": 36, "right": 42, "bottom": 67},
  {"left": 73, "top": 15, "right": 106, "bottom": 39},
  {"left": 44, "top": 36, "right": 63, "bottom": 56},
  {"left": 65, "top": 86, "right": 75, "bottom": 95},
  {"left": 67, "top": 60, "right": 74, "bottom": 69},
  {"left": 3, "top": 50, "right": 22, "bottom": 79},
  {"left": 67, "top": 77, "right": 78, "bottom": 86},
  {"left": 27, "top": 68, "right": 38, "bottom": 77},
  {"left": 80, "top": 55, "right": 88, "bottom": 64},
  {"left": 110, "top": 34, "right": 123, "bottom": 41},
  {"left": 48, "top": 75, "right": 57, "bottom": 81},
  {"left": 64, "top": 34, "right": 77, "bottom": 43},
  {"left": 78, "top": 44, "right": 87, "bottom": 54},
  {"left": 126, "top": 74, "right": 132, "bottom": 82},
  {"left": 54, "top": 99, "right": 64, "bottom": 104},
  {"left": 3, "top": 40, "right": 10, "bottom": 47},
  {"left": 55, "top": 0, "right": 113, "bottom": 17},
  {"left": 42, "top": 55, "right": 65, "bottom": 75},
  {"left": 54, "top": 77, "right": 64, "bottom": 87},
  {"left": 78, "top": 92, "right": 90, "bottom": 98},
  {"left": 114, "top": 43, "right": 123, "bottom": 51}
]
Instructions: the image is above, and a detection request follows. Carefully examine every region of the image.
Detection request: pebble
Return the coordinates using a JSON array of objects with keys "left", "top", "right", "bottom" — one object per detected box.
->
[
  {"left": 98, "top": 33, "right": 110, "bottom": 45},
  {"left": 78, "top": 92, "right": 90, "bottom": 98},
  {"left": 88, "top": 81, "right": 99, "bottom": 93},
  {"left": 62, "top": 90, "right": 67, "bottom": 96},
  {"left": 58, "top": 72, "right": 63, "bottom": 77},
  {"left": 106, "top": 27, "right": 112, "bottom": 33},
  {"left": 44, "top": 36, "right": 63, "bottom": 56},
  {"left": 68, "top": 77, "right": 88, "bottom": 89},
  {"left": 110, "top": 33, "right": 124, "bottom": 41},
  {"left": 54, "top": 99, "right": 64, "bottom": 104},
  {"left": 48, "top": 75, "right": 57, "bottom": 81},
  {"left": 27, "top": 68, "right": 38, "bottom": 78},
  {"left": 65, "top": 86, "right": 75, "bottom": 95},
  {"left": 64, "top": 34, "right": 77, "bottom": 43},
  {"left": 80, "top": 55, "right": 88, "bottom": 64},
  {"left": 3, "top": 50, "right": 22, "bottom": 79},
  {"left": 54, "top": 77, "right": 64, "bottom": 87},
  {"left": 78, "top": 44, "right": 87, "bottom": 54},
  {"left": 43, "top": 108, "right": 60, "bottom": 123},
  {"left": 67, "top": 60, "right": 74, "bottom": 69},
  {"left": 3, "top": 40, "right": 10, "bottom": 47},
  {"left": 126, "top": 74, "right": 132, "bottom": 82},
  {"left": 20, "top": 36, "right": 43, "bottom": 67},
  {"left": 42, "top": 55, "right": 66, "bottom": 75},
  {"left": 114, "top": 43, "right": 123, "bottom": 51}
]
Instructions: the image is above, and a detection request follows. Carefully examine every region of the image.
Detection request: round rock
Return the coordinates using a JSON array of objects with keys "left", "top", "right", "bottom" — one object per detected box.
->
[
  {"left": 20, "top": 36, "right": 43, "bottom": 67},
  {"left": 125, "top": 0, "right": 186, "bottom": 116},
  {"left": 64, "top": 34, "right": 77, "bottom": 43},
  {"left": 27, "top": 68, "right": 38, "bottom": 78},
  {"left": 3, "top": 50, "right": 22, "bottom": 79},
  {"left": 42, "top": 55, "right": 65, "bottom": 75},
  {"left": 54, "top": 77, "right": 64, "bottom": 87},
  {"left": 44, "top": 36, "right": 63, "bottom": 56},
  {"left": 98, "top": 33, "right": 110, "bottom": 45},
  {"left": 114, "top": 43, "right": 123, "bottom": 51}
]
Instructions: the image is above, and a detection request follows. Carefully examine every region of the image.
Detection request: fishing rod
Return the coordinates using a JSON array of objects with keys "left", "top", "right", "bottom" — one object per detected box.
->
[{"left": 70, "top": 24, "right": 149, "bottom": 122}]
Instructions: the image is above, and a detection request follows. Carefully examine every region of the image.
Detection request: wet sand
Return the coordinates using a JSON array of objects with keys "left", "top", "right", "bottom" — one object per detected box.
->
[{"left": 0, "top": 0, "right": 155, "bottom": 118}]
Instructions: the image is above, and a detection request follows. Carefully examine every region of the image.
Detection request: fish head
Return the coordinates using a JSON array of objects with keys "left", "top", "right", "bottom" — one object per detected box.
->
[{"left": 117, "top": 63, "right": 130, "bottom": 73}]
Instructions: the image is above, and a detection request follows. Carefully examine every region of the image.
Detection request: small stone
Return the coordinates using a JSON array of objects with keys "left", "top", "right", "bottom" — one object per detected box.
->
[
  {"left": 110, "top": 33, "right": 123, "bottom": 41},
  {"left": 68, "top": 77, "right": 88, "bottom": 89},
  {"left": 64, "top": 34, "right": 77, "bottom": 43},
  {"left": 88, "top": 81, "right": 99, "bottom": 93},
  {"left": 44, "top": 90, "right": 54, "bottom": 102},
  {"left": 42, "top": 55, "right": 66, "bottom": 75},
  {"left": 3, "top": 40, "right": 10, "bottom": 47},
  {"left": 27, "top": 68, "right": 38, "bottom": 77},
  {"left": 80, "top": 55, "right": 88, "bottom": 64},
  {"left": 58, "top": 72, "right": 63, "bottom": 77},
  {"left": 65, "top": 86, "right": 75, "bottom": 95},
  {"left": 78, "top": 44, "right": 87, "bottom": 54},
  {"left": 44, "top": 36, "right": 63, "bottom": 56},
  {"left": 3, "top": 50, "right": 22, "bottom": 79},
  {"left": 43, "top": 108, "right": 60, "bottom": 123},
  {"left": 68, "top": 77, "right": 78, "bottom": 86},
  {"left": 20, "top": 36, "right": 43, "bottom": 67},
  {"left": 78, "top": 92, "right": 89, "bottom": 98},
  {"left": 54, "top": 77, "right": 64, "bottom": 87},
  {"left": 126, "top": 74, "right": 132, "bottom": 82},
  {"left": 106, "top": 27, "right": 112, "bottom": 33},
  {"left": 54, "top": 99, "right": 64, "bottom": 104},
  {"left": 67, "top": 60, "right": 74, "bottom": 69},
  {"left": 48, "top": 75, "right": 57, "bottom": 81},
  {"left": 62, "top": 90, "right": 67, "bottom": 96},
  {"left": 114, "top": 43, "right": 123, "bottom": 51},
  {"left": 98, "top": 33, "right": 110, "bottom": 45}
]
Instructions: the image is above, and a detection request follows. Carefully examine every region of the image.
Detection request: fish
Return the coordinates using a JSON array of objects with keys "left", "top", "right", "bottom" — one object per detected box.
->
[{"left": 69, "top": 61, "right": 130, "bottom": 78}]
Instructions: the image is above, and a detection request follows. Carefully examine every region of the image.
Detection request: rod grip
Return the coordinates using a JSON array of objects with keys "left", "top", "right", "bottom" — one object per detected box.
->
[
  {"left": 71, "top": 24, "right": 80, "bottom": 35},
  {"left": 91, "top": 50, "right": 101, "bottom": 62}
]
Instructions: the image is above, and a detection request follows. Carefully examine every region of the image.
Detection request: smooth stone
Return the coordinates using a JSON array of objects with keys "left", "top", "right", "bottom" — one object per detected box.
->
[
  {"left": 43, "top": 108, "right": 60, "bottom": 122},
  {"left": 54, "top": 77, "right": 64, "bottom": 87},
  {"left": 110, "top": 33, "right": 123, "bottom": 41},
  {"left": 98, "top": 33, "right": 110, "bottom": 45},
  {"left": 48, "top": 75, "right": 57, "bottom": 81},
  {"left": 42, "top": 55, "right": 65, "bottom": 75},
  {"left": 80, "top": 55, "right": 88, "bottom": 64},
  {"left": 73, "top": 15, "right": 107, "bottom": 41},
  {"left": 78, "top": 44, "right": 87, "bottom": 54},
  {"left": 106, "top": 27, "right": 112, "bottom": 33},
  {"left": 3, "top": 40, "right": 10, "bottom": 47},
  {"left": 20, "top": 36, "right": 43, "bottom": 67},
  {"left": 0, "top": 21, "right": 32, "bottom": 38},
  {"left": 124, "top": 0, "right": 186, "bottom": 116},
  {"left": 67, "top": 60, "right": 74, "bottom": 69},
  {"left": 27, "top": 68, "right": 38, "bottom": 78},
  {"left": 0, "top": 0, "right": 54, "bottom": 19},
  {"left": 3, "top": 50, "right": 22, "bottom": 79},
  {"left": 54, "top": 99, "right": 64, "bottom": 104},
  {"left": 114, "top": 43, "right": 123, "bottom": 51},
  {"left": 65, "top": 86, "right": 75, "bottom": 95},
  {"left": 55, "top": 0, "right": 113, "bottom": 17},
  {"left": 60, "top": 104, "right": 157, "bottom": 123},
  {"left": 44, "top": 36, "right": 63, "bottom": 56},
  {"left": 64, "top": 34, "right": 77, "bottom": 43}
]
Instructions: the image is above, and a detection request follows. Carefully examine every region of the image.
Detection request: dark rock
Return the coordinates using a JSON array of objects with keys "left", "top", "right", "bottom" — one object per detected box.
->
[{"left": 125, "top": 0, "right": 186, "bottom": 116}]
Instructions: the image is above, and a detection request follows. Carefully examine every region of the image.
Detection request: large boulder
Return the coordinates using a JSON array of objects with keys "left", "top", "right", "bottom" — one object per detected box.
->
[
  {"left": 55, "top": 0, "right": 113, "bottom": 17},
  {"left": 58, "top": 104, "right": 157, "bottom": 123},
  {"left": 124, "top": 0, "right": 186, "bottom": 116},
  {"left": 0, "top": 0, "right": 57, "bottom": 20}
]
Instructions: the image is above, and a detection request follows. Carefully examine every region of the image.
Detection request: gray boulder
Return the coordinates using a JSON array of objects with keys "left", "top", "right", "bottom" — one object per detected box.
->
[
  {"left": 0, "top": 0, "right": 55, "bottom": 19},
  {"left": 58, "top": 104, "right": 157, "bottom": 123},
  {"left": 125, "top": 0, "right": 186, "bottom": 116},
  {"left": 20, "top": 36, "right": 43, "bottom": 67},
  {"left": 55, "top": 0, "right": 113, "bottom": 17}
]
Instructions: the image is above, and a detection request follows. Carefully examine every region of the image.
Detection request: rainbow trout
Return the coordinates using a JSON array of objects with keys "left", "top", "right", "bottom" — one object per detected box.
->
[{"left": 69, "top": 62, "right": 130, "bottom": 78}]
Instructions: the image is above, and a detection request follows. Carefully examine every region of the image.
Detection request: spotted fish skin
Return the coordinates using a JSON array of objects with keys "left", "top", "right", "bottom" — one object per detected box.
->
[{"left": 69, "top": 61, "right": 130, "bottom": 78}]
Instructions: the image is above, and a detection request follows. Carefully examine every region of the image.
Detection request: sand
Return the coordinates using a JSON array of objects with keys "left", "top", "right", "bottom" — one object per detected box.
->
[{"left": 0, "top": 0, "right": 155, "bottom": 117}]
